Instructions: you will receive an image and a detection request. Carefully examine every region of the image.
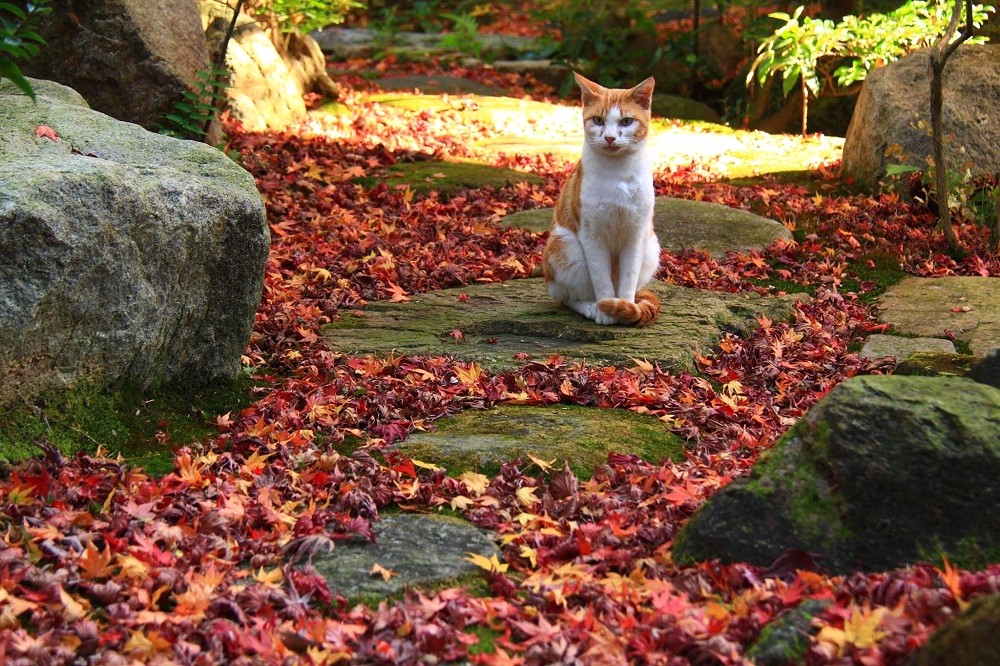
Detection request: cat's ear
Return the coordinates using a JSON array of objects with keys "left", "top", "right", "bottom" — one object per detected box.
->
[
  {"left": 574, "top": 72, "right": 605, "bottom": 105},
  {"left": 628, "top": 77, "right": 655, "bottom": 110}
]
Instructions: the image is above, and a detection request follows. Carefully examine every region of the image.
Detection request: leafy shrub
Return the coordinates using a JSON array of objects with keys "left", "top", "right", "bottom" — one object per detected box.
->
[
  {"left": 747, "top": 1, "right": 994, "bottom": 134},
  {"left": 534, "top": 0, "right": 663, "bottom": 94},
  {"left": 244, "top": 0, "right": 362, "bottom": 38},
  {"left": 438, "top": 12, "right": 482, "bottom": 57},
  {"left": 0, "top": 0, "right": 51, "bottom": 100},
  {"left": 158, "top": 66, "right": 230, "bottom": 141}
]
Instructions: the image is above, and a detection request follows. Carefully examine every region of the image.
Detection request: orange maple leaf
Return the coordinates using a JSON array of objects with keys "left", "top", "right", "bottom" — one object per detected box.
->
[
  {"left": 35, "top": 125, "right": 59, "bottom": 141},
  {"left": 79, "top": 542, "right": 115, "bottom": 580}
]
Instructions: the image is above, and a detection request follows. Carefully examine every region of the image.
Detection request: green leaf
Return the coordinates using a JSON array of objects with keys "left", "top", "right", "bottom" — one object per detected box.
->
[{"left": 0, "top": 57, "right": 34, "bottom": 99}]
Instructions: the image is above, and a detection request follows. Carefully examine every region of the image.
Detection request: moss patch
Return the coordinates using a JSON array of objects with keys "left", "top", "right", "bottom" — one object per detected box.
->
[
  {"left": 399, "top": 404, "right": 685, "bottom": 478},
  {"left": 895, "top": 351, "right": 979, "bottom": 377},
  {"left": 0, "top": 378, "right": 257, "bottom": 476},
  {"left": 385, "top": 159, "right": 543, "bottom": 198}
]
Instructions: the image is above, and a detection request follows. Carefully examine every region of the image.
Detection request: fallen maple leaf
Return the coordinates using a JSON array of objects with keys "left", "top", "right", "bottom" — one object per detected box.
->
[
  {"left": 465, "top": 552, "right": 508, "bottom": 573},
  {"left": 35, "top": 125, "right": 59, "bottom": 141},
  {"left": 370, "top": 563, "right": 397, "bottom": 581}
]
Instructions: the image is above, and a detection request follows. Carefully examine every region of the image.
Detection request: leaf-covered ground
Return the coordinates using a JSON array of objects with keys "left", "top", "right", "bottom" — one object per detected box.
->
[{"left": 3, "top": 62, "right": 1000, "bottom": 665}]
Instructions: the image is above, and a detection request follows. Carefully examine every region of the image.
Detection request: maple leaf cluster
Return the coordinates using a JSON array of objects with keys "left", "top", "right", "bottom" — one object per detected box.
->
[{"left": 1, "top": 63, "right": 998, "bottom": 664}]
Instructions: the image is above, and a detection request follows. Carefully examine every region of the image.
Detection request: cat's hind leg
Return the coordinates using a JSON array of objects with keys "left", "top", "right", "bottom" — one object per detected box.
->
[{"left": 544, "top": 229, "right": 618, "bottom": 325}]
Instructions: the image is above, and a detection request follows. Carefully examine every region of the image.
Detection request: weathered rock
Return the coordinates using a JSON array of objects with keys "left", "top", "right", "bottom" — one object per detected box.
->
[
  {"left": 491, "top": 59, "right": 571, "bottom": 89},
  {"left": 859, "top": 334, "right": 955, "bottom": 361},
  {"left": 914, "top": 594, "right": 1000, "bottom": 666},
  {"left": 651, "top": 94, "right": 722, "bottom": 123},
  {"left": 282, "top": 31, "right": 341, "bottom": 99},
  {"left": 895, "top": 351, "right": 978, "bottom": 377},
  {"left": 876, "top": 276, "right": 1000, "bottom": 356},
  {"left": 312, "top": 27, "right": 537, "bottom": 61},
  {"left": 21, "top": 0, "right": 210, "bottom": 131},
  {"left": 969, "top": 348, "right": 1000, "bottom": 389},
  {"left": 0, "top": 78, "right": 269, "bottom": 405},
  {"left": 400, "top": 405, "right": 684, "bottom": 476},
  {"left": 673, "top": 375, "right": 1000, "bottom": 573},
  {"left": 324, "top": 278, "right": 806, "bottom": 373},
  {"left": 308, "top": 514, "right": 498, "bottom": 598},
  {"left": 747, "top": 599, "right": 830, "bottom": 666},
  {"left": 500, "top": 197, "right": 792, "bottom": 256},
  {"left": 842, "top": 45, "right": 1000, "bottom": 188},
  {"left": 204, "top": 13, "right": 306, "bottom": 131}
]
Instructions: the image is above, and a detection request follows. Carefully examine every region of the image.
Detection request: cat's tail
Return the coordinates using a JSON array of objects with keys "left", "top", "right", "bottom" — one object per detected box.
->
[{"left": 597, "top": 290, "right": 661, "bottom": 326}]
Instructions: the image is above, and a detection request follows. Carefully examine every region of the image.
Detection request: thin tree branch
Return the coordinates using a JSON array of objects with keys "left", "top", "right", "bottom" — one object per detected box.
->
[{"left": 202, "top": 0, "right": 246, "bottom": 138}]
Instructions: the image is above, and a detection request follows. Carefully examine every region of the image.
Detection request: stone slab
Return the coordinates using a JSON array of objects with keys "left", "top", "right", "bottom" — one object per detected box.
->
[
  {"left": 375, "top": 75, "right": 506, "bottom": 97},
  {"left": 876, "top": 277, "right": 1000, "bottom": 356},
  {"left": 401, "top": 404, "right": 684, "bottom": 476},
  {"left": 859, "top": 334, "right": 956, "bottom": 361},
  {"left": 309, "top": 514, "right": 498, "bottom": 598},
  {"left": 499, "top": 197, "right": 793, "bottom": 256},
  {"left": 324, "top": 278, "right": 807, "bottom": 372}
]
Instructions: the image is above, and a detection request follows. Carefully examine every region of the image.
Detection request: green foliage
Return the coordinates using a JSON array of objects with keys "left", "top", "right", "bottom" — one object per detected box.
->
[
  {"left": 158, "top": 65, "right": 229, "bottom": 141},
  {"left": 438, "top": 12, "right": 482, "bottom": 57},
  {"left": 749, "top": 1, "right": 994, "bottom": 100},
  {"left": 534, "top": 0, "right": 664, "bottom": 94},
  {"left": 0, "top": 0, "right": 50, "bottom": 100},
  {"left": 264, "top": 0, "right": 362, "bottom": 34}
]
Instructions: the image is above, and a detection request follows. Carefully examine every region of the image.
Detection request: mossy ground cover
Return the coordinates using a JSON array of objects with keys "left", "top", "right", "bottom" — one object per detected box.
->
[
  {"left": 0, "top": 378, "right": 257, "bottom": 476},
  {"left": 384, "top": 159, "right": 543, "bottom": 197}
]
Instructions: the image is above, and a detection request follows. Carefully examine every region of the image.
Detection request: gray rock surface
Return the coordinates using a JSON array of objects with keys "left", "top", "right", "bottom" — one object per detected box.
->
[
  {"left": 324, "top": 278, "right": 806, "bottom": 372},
  {"left": 859, "top": 334, "right": 955, "bottom": 361},
  {"left": 22, "top": 0, "right": 210, "bottom": 131},
  {"left": 673, "top": 375, "right": 1000, "bottom": 573},
  {"left": 876, "top": 276, "right": 1000, "bottom": 356},
  {"left": 0, "top": 78, "right": 268, "bottom": 404},
  {"left": 309, "top": 514, "right": 498, "bottom": 598},
  {"left": 969, "top": 348, "right": 1000, "bottom": 389},
  {"left": 842, "top": 45, "right": 1000, "bottom": 188},
  {"left": 500, "top": 197, "right": 793, "bottom": 256},
  {"left": 401, "top": 404, "right": 684, "bottom": 476}
]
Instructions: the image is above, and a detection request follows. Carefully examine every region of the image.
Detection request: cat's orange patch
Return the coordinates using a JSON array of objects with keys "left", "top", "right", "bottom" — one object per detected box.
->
[
  {"left": 551, "top": 162, "right": 582, "bottom": 234},
  {"left": 542, "top": 234, "right": 570, "bottom": 280}
]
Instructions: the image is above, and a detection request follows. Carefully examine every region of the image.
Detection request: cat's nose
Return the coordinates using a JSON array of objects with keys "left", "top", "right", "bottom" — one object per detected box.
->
[{"left": 604, "top": 136, "right": 615, "bottom": 145}]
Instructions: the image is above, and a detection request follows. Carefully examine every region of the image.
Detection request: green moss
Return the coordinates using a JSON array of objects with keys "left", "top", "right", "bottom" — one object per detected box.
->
[
  {"left": 399, "top": 404, "right": 686, "bottom": 479},
  {"left": 842, "top": 252, "right": 907, "bottom": 302},
  {"left": 895, "top": 352, "right": 979, "bottom": 377},
  {"left": 0, "top": 378, "right": 258, "bottom": 476},
  {"left": 466, "top": 623, "right": 503, "bottom": 655},
  {"left": 953, "top": 339, "right": 974, "bottom": 356},
  {"left": 349, "top": 568, "right": 494, "bottom": 611},
  {"left": 917, "top": 535, "right": 1000, "bottom": 571},
  {"left": 385, "top": 159, "right": 543, "bottom": 198}
]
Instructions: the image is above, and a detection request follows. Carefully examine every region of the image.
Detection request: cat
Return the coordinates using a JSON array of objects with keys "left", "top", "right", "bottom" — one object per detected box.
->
[{"left": 541, "top": 72, "right": 661, "bottom": 326}]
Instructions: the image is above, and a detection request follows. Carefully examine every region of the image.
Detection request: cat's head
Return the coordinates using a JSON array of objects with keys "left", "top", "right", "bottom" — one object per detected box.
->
[{"left": 574, "top": 73, "right": 654, "bottom": 156}]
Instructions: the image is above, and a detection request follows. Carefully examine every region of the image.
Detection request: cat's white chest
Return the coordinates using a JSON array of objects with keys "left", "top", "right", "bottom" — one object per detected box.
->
[{"left": 579, "top": 160, "right": 653, "bottom": 229}]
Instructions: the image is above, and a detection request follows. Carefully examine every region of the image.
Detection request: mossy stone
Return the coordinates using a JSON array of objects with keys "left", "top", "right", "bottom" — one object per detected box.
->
[
  {"left": 651, "top": 94, "right": 722, "bottom": 123},
  {"left": 915, "top": 594, "right": 1000, "bottom": 666},
  {"left": 877, "top": 277, "right": 1000, "bottom": 356},
  {"left": 859, "top": 334, "right": 956, "bottom": 361},
  {"left": 747, "top": 599, "right": 830, "bottom": 666},
  {"left": 895, "top": 351, "right": 979, "bottom": 377},
  {"left": 323, "top": 278, "right": 806, "bottom": 373},
  {"left": 307, "top": 513, "right": 498, "bottom": 599},
  {"left": 674, "top": 375, "right": 1000, "bottom": 573},
  {"left": 400, "top": 404, "right": 685, "bottom": 477},
  {"left": 499, "top": 197, "right": 792, "bottom": 256},
  {"left": 385, "top": 159, "right": 542, "bottom": 198}
]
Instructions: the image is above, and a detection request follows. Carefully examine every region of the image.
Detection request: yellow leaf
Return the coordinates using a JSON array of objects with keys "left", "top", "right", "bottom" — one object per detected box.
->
[
  {"left": 457, "top": 471, "right": 489, "bottom": 496},
  {"left": 411, "top": 458, "right": 443, "bottom": 472},
  {"left": 516, "top": 486, "right": 538, "bottom": 508},
  {"left": 526, "top": 454, "right": 556, "bottom": 473},
  {"left": 116, "top": 554, "right": 149, "bottom": 580},
  {"left": 253, "top": 567, "right": 284, "bottom": 588},
  {"left": 58, "top": 586, "right": 88, "bottom": 621},
  {"left": 464, "top": 552, "right": 508, "bottom": 573},
  {"left": 450, "top": 495, "right": 474, "bottom": 511},
  {"left": 124, "top": 629, "right": 173, "bottom": 659},
  {"left": 843, "top": 606, "right": 888, "bottom": 649},
  {"left": 519, "top": 545, "right": 538, "bottom": 568}
]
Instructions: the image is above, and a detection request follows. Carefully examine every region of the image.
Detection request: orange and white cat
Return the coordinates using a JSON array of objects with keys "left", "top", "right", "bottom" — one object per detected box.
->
[{"left": 542, "top": 73, "right": 661, "bottom": 326}]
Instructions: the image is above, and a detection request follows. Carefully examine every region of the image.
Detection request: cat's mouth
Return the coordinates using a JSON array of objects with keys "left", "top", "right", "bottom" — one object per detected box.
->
[{"left": 604, "top": 146, "right": 620, "bottom": 152}]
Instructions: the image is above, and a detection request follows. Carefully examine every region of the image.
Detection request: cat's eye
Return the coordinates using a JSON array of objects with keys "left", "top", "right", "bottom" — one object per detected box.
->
[
  {"left": 591, "top": 116, "right": 605, "bottom": 126},
  {"left": 620, "top": 117, "right": 635, "bottom": 127}
]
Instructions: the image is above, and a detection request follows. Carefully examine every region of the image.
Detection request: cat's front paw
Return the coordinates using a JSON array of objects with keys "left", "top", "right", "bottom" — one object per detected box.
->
[{"left": 592, "top": 310, "right": 619, "bottom": 325}]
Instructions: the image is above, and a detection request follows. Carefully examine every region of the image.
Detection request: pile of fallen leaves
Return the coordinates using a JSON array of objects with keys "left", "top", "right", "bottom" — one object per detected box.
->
[{"left": 1, "top": 67, "right": 999, "bottom": 665}]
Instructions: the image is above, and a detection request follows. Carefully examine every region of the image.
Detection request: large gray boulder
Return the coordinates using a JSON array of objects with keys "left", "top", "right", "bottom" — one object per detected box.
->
[
  {"left": 842, "top": 45, "right": 1000, "bottom": 189},
  {"left": 0, "top": 79, "right": 269, "bottom": 405},
  {"left": 673, "top": 375, "right": 1000, "bottom": 573},
  {"left": 21, "top": 0, "right": 210, "bottom": 131}
]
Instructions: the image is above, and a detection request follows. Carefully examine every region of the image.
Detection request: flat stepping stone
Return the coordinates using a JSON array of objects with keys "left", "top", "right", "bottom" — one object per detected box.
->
[
  {"left": 309, "top": 514, "right": 498, "bottom": 598},
  {"left": 651, "top": 94, "right": 722, "bottom": 123},
  {"left": 375, "top": 75, "right": 506, "bottom": 97},
  {"left": 876, "top": 277, "right": 1000, "bottom": 356},
  {"left": 500, "top": 197, "right": 792, "bottom": 256},
  {"left": 859, "top": 333, "right": 956, "bottom": 361},
  {"left": 324, "top": 278, "right": 806, "bottom": 372},
  {"left": 401, "top": 404, "right": 685, "bottom": 476},
  {"left": 385, "top": 159, "right": 542, "bottom": 197}
]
